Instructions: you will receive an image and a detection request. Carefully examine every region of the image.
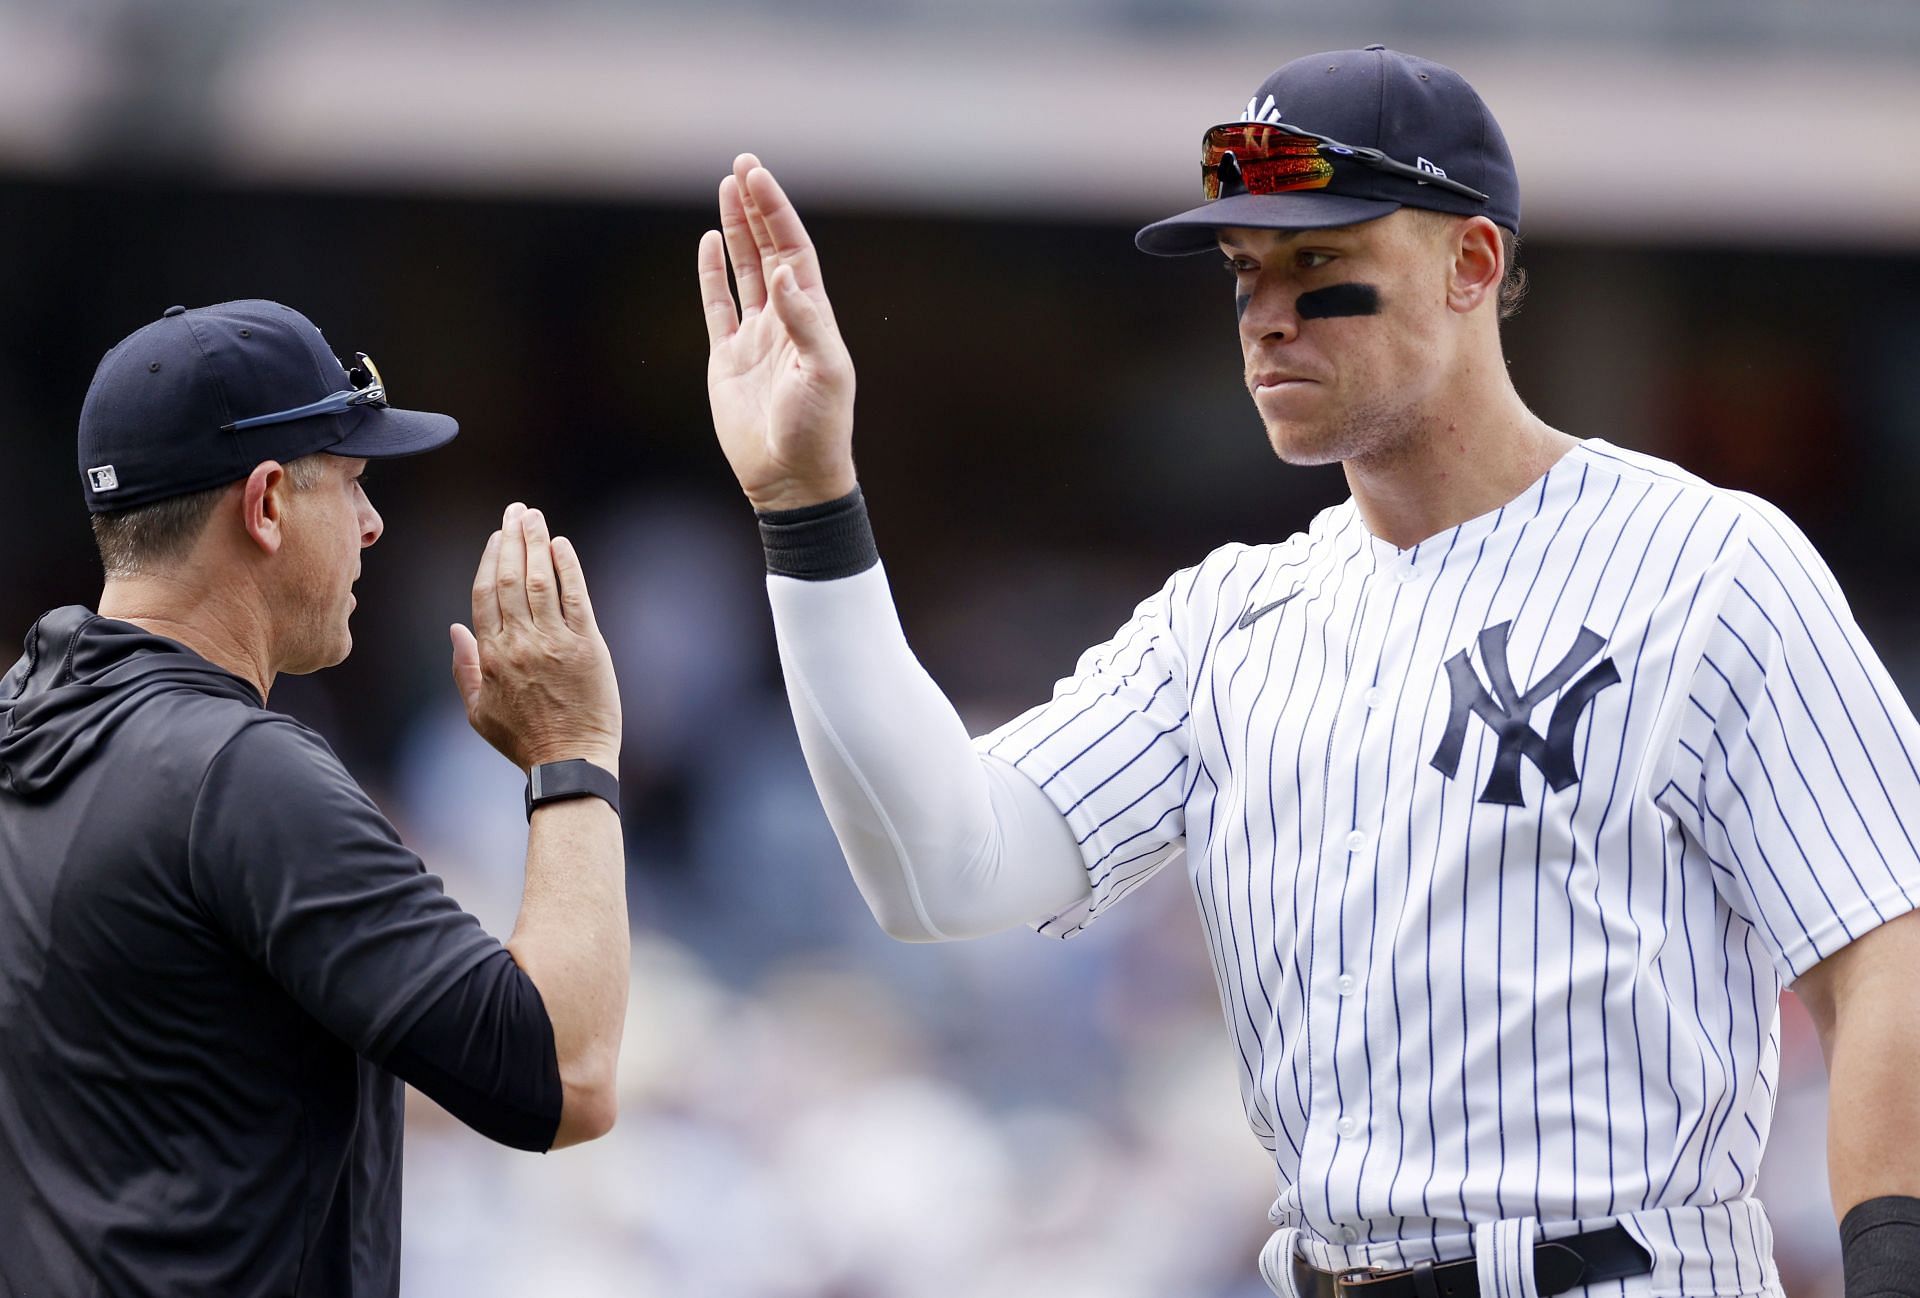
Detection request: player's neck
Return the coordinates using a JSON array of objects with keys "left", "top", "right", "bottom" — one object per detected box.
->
[{"left": 1342, "top": 388, "right": 1576, "bottom": 552}]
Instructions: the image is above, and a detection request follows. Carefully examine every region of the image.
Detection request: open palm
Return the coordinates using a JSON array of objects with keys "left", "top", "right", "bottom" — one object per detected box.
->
[{"left": 699, "top": 154, "right": 857, "bottom": 513}]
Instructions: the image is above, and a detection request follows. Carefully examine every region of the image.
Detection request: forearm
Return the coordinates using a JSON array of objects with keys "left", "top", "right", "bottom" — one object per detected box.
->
[
  {"left": 1828, "top": 1035, "right": 1920, "bottom": 1295},
  {"left": 763, "top": 494, "right": 1090, "bottom": 941},
  {"left": 1808, "top": 912, "right": 1920, "bottom": 1215},
  {"left": 1826, "top": 1007, "right": 1920, "bottom": 1212},
  {"left": 1801, "top": 911, "right": 1920, "bottom": 1296},
  {"left": 506, "top": 791, "right": 628, "bottom": 1146}
]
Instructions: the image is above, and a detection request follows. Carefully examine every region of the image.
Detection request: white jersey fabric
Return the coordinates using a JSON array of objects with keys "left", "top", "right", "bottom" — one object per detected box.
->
[{"left": 772, "top": 438, "right": 1920, "bottom": 1297}]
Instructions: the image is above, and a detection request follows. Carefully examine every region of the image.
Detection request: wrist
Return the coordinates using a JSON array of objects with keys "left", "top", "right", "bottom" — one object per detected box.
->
[
  {"left": 525, "top": 757, "right": 622, "bottom": 821},
  {"left": 746, "top": 471, "right": 859, "bottom": 515},
  {"left": 757, "top": 486, "right": 878, "bottom": 581},
  {"left": 1842, "top": 1196, "right": 1920, "bottom": 1298},
  {"left": 523, "top": 746, "right": 619, "bottom": 776}
]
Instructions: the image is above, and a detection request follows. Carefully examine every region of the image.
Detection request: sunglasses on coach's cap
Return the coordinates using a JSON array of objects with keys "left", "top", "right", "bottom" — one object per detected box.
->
[
  {"left": 1200, "top": 121, "right": 1491, "bottom": 205},
  {"left": 219, "top": 353, "right": 388, "bottom": 432}
]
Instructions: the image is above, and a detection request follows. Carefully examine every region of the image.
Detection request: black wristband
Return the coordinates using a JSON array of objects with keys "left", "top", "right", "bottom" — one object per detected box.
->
[
  {"left": 756, "top": 487, "right": 879, "bottom": 581},
  {"left": 524, "top": 759, "right": 621, "bottom": 822},
  {"left": 1842, "top": 1196, "right": 1920, "bottom": 1298}
]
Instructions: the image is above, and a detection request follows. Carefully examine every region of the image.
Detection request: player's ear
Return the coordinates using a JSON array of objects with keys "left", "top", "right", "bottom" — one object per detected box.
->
[
  {"left": 240, "top": 461, "right": 288, "bottom": 557},
  {"left": 1444, "top": 216, "right": 1504, "bottom": 316}
]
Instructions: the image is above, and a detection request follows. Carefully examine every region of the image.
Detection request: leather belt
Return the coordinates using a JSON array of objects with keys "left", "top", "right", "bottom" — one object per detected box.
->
[{"left": 1289, "top": 1225, "right": 1652, "bottom": 1298}]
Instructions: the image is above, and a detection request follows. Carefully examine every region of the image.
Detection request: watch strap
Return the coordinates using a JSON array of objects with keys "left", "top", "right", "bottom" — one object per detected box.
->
[{"left": 524, "top": 758, "right": 620, "bottom": 821}]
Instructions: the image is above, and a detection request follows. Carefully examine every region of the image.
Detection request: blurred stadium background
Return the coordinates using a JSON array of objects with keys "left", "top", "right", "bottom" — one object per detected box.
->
[{"left": 2, "top": 1, "right": 1917, "bottom": 1294}]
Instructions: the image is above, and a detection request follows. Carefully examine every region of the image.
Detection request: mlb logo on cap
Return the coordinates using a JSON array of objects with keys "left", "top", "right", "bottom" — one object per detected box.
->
[{"left": 88, "top": 465, "right": 119, "bottom": 493}]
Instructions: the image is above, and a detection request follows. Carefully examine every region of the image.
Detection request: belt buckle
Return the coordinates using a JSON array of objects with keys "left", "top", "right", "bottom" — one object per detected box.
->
[{"left": 1334, "top": 1265, "right": 1394, "bottom": 1293}]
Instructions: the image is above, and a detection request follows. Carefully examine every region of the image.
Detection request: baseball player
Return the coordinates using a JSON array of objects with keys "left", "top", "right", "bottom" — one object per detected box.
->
[{"left": 698, "top": 47, "right": 1920, "bottom": 1298}]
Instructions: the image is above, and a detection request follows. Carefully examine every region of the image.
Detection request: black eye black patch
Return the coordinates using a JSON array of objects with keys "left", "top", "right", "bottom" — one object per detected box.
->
[
  {"left": 1235, "top": 292, "right": 1251, "bottom": 323},
  {"left": 1296, "top": 283, "right": 1382, "bottom": 319}
]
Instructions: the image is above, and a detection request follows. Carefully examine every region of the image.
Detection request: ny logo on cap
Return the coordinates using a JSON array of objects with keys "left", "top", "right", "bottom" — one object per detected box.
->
[
  {"left": 1430, "top": 621, "right": 1621, "bottom": 807},
  {"left": 1241, "top": 94, "right": 1284, "bottom": 124},
  {"left": 88, "top": 465, "right": 120, "bottom": 493}
]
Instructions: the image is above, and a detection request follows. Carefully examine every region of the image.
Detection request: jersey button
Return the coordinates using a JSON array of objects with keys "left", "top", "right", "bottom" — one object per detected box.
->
[
  {"left": 1362, "top": 687, "right": 1384, "bottom": 709},
  {"left": 1341, "top": 1226, "right": 1360, "bottom": 1244},
  {"left": 1345, "top": 830, "right": 1367, "bottom": 853},
  {"left": 1336, "top": 973, "right": 1357, "bottom": 996},
  {"left": 1396, "top": 564, "right": 1417, "bottom": 584},
  {"left": 1337, "top": 1116, "right": 1359, "bottom": 1138}
]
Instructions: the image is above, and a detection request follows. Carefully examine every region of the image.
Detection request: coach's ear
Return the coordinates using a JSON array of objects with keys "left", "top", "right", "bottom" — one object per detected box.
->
[
  {"left": 1445, "top": 216, "right": 1505, "bottom": 316},
  {"left": 240, "top": 461, "right": 289, "bottom": 557}
]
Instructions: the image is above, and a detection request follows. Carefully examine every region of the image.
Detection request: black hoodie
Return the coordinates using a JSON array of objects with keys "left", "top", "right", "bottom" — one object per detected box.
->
[{"left": 0, "top": 608, "right": 529, "bottom": 1296}]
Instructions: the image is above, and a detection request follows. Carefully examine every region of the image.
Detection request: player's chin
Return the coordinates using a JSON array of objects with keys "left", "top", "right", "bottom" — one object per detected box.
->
[
  {"left": 1253, "top": 385, "right": 1342, "bottom": 466},
  {"left": 1256, "top": 412, "right": 1346, "bottom": 467}
]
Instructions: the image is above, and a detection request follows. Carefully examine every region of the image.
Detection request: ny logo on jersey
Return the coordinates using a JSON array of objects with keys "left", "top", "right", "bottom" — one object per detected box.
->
[{"left": 1429, "top": 622, "right": 1621, "bottom": 807}]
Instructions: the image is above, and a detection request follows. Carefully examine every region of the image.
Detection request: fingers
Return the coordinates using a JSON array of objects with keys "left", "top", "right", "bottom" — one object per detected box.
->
[
  {"left": 743, "top": 162, "right": 829, "bottom": 301},
  {"left": 495, "top": 501, "right": 529, "bottom": 625},
  {"left": 520, "top": 508, "right": 564, "bottom": 628},
  {"left": 448, "top": 623, "right": 482, "bottom": 713},
  {"left": 471, "top": 526, "right": 504, "bottom": 636},
  {"left": 721, "top": 154, "right": 835, "bottom": 333},
  {"left": 486, "top": 502, "right": 579, "bottom": 637},
  {"left": 457, "top": 505, "right": 615, "bottom": 775},
  {"left": 698, "top": 230, "right": 739, "bottom": 347},
  {"left": 550, "top": 535, "right": 599, "bottom": 635},
  {"left": 718, "top": 174, "right": 767, "bottom": 316},
  {"left": 734, "top": 153, "right": 779, "bottom": 285},
  {"left": 767, "top": 264, "right": 834, "bottom": 355}
]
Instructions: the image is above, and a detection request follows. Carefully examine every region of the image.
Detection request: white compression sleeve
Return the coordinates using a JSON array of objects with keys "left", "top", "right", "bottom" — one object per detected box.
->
[{"left": 767, "top": 564, "right": 1093, "bottom": 942}]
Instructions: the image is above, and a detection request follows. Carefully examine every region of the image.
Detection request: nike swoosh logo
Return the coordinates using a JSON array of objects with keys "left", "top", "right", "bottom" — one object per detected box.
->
[{"left": 1236, "top": 589, "right": 1302, "bottom": 630}]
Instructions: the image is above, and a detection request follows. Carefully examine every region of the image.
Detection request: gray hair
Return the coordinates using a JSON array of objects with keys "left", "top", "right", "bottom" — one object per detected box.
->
[{"left": 91, "top": 454, "right": 330, "bottom": 579}]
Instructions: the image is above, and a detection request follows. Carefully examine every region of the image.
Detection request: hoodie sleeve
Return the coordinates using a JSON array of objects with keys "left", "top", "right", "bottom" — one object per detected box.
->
[{"left": 186, "top": 717, "right": 561, "bottom": 1147}]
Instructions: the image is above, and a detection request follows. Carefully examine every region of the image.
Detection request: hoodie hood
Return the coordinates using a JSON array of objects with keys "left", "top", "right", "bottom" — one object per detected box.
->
[{"left": 0, "top": 607, "right": 261, "bottom": 799}]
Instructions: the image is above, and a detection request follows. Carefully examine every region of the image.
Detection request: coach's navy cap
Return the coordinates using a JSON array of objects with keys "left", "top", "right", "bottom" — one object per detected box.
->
[
  {"left": 78, "top": 299, "right": 458, "bottom": 513},
  {"left": 1136, "top": 46, "right": 1520, "bottom": 256}
]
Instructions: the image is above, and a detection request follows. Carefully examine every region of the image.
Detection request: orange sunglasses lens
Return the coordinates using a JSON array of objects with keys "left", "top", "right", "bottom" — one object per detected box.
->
[{"left": 1201, "top": 124, "right": 1336, "bottom": 200}]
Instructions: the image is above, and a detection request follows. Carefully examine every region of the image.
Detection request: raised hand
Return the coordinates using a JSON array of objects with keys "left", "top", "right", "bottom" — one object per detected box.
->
[
  {"left": 698, "top": 153, "right": 858, "bottom": 512},
  {"left": 450, "top": 502, "right": 622, "bottom": 775}
]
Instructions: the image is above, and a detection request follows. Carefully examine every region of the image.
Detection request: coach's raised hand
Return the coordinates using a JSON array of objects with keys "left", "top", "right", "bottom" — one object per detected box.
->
[
  {"left": 699, "top": 154, "right": 858, "bottom": 512},
  {"left": 450, "top": 503, "right": 622, "bottom": 776}
]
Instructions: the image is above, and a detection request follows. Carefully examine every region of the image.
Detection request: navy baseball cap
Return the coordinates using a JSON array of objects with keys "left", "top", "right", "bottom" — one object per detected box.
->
[
  {"left": 78, "top": 299, "right": 459, "bottom": 512},
  {"left": 1136, "top": 46, "right": 1520, "bottom": 256}
]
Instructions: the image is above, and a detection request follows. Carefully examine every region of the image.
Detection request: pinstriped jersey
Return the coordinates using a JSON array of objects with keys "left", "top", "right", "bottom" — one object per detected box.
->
[{"left": 978, "top": 438, "right": 1920, "bottom": 1283}]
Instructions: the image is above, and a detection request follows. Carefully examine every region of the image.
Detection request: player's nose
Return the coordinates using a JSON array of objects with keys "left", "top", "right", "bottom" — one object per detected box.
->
[{"left": 1237, "top": 281, "right": 1301, "bottom": 346}]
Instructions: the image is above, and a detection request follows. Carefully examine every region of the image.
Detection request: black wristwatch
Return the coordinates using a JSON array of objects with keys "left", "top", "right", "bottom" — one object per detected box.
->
[{"left": 524, "top": 759, "right": 621, "bottom": 821}]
